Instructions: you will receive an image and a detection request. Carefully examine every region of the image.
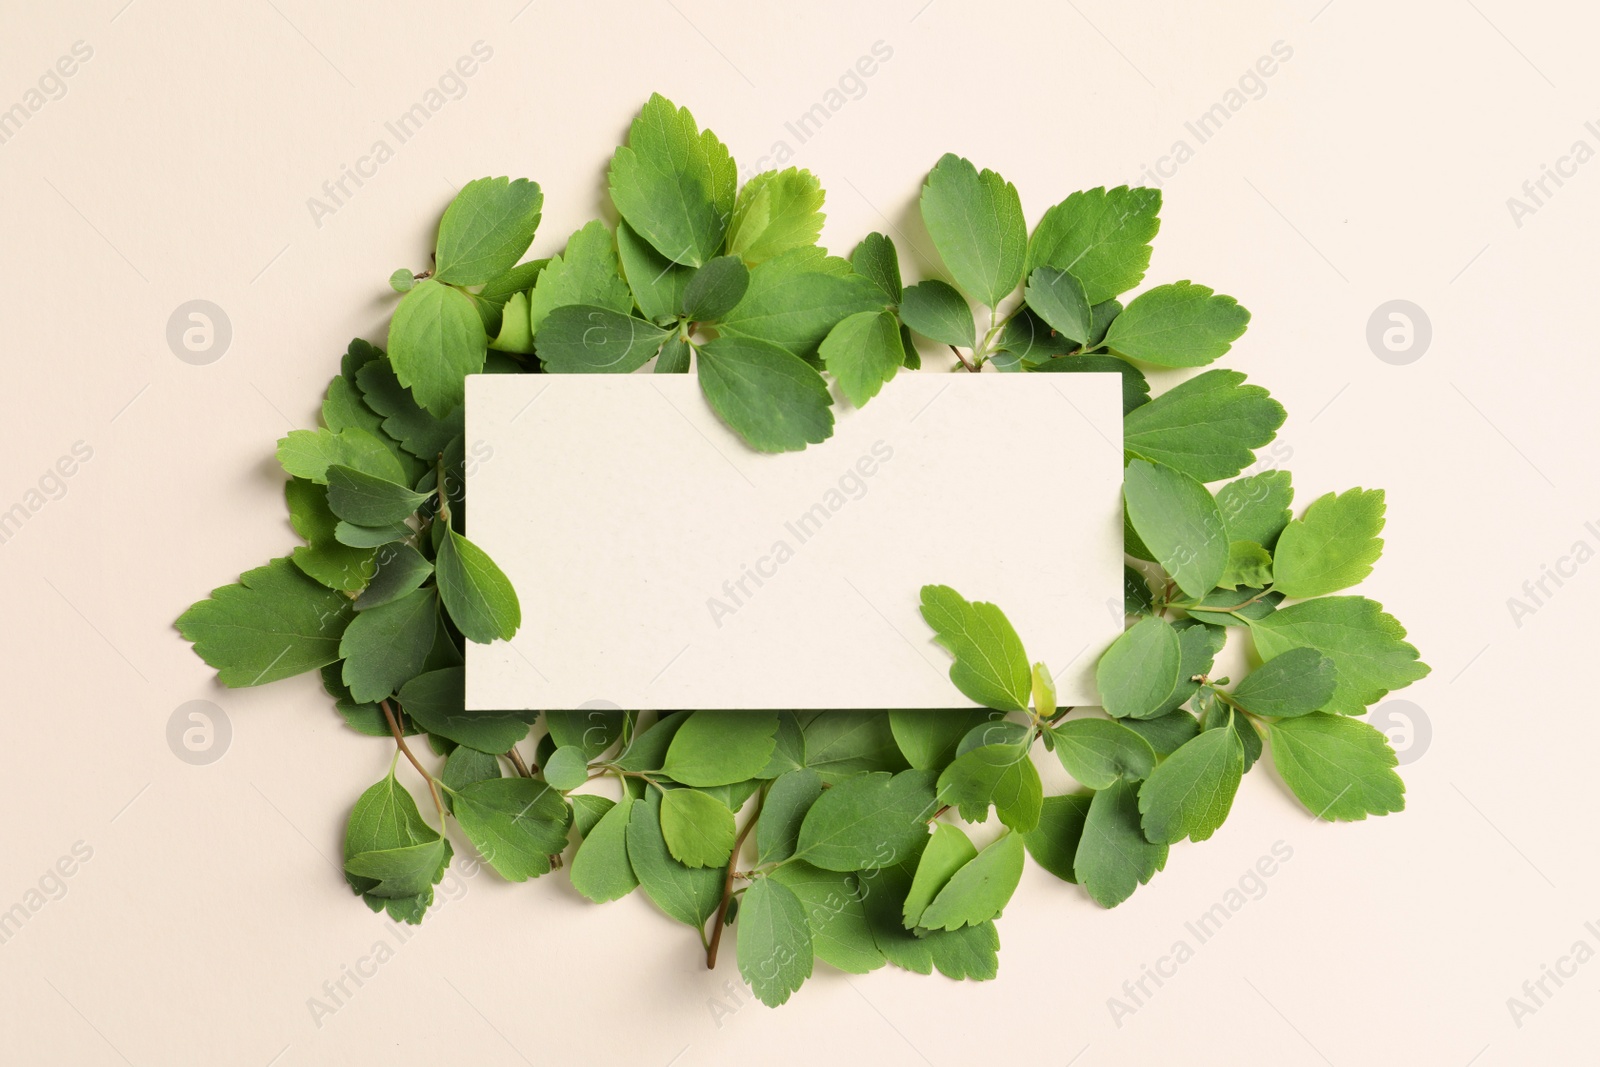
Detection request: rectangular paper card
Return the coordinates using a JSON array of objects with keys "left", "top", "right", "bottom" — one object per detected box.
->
[{"left": 464, "top": 373, "right": 1124, "bottom": 710}]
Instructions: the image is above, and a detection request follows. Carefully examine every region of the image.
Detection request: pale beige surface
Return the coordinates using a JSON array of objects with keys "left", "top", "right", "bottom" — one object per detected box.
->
[{"left": 2, "top": 1, "right": 1596, "bottom": 1064}]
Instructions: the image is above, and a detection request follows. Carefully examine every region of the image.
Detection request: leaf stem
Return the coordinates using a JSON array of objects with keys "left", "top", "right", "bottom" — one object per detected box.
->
[
  {"left": 381, "top": 699, "right": 447, "bottom": 825},
  {"left": 948, "top": 344, "right": 978, "bottom": 373},
  {"left": 434, "top": 453, "right": 452, "bottom": 527},
  {"left": 506, "top": 745, "right": 533, "bottom": 778},
  {"left": 706, "top": 785, "right": 767, "bottom": 970}
]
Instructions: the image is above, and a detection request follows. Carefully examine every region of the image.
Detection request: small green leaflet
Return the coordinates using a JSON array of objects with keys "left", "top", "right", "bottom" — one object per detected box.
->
[
  {"left": 681, "top": 255, "right": 750, "bottom": 321},
  {"left": 339, "top": 585, "right": 437, "bottom": 703},
  {"left": 526, "top": 219, "right": 633, "bottom": 335},
  {"left": 1218, "top": 541, "right": 1274, "bottom": 591},
  {"left": 850, "top": 232, "right": 902, "bottom": 303},
  {"left": 354, "top": 544, "right": 432, "bottom": 610},
  {"left": 432, "top": 176, "right": 543, "bottom": 286},
  {"left": 355, "top": 357, "right": 462, "bottom": 462},
  {"left": 899, "top": 279, "right": 976, "bottom": 349},
  {"left": 1272, "top": 488, "right": 1386, "bottom": 598},
  {"left": 569, "top": 795, "right": 638, "bottom": 903},
  {"left": 757, "top": 768, "right": 825, "bottom": 865},
  {"left": 1123, "top": 460, "right": 1229, "bottom": 598},
  {"left": 821, "top": 308, "right": 904, "bottom": 408},
  {"left": 1074, "top": 779, "right": 1167, "bottom": 908},
  {"left": 1216, "top": 469, "right": 1294, "bottom": 549},
  {"left": 737, "top": 877, "right": 814, "bottom": 1007},
  {"left": 936, "top": 742, "right": 1042, "bottom": 832},
  {"left": 794, "top": 770, "right": 936, "bottom": 871},
  {"left": 1248, "top": 596, "right": 1429, "bottom": 716},
  {"left": 536, "top": 305, "right": 668, "bottom": 373},
  {"left": 919, "top": 153, "right": 1027, "bottom": 307},
  {"left": 1096, "top": 615, "right": 1182, "bottom": 720},
  {"left": 661, "top": 710, "right": 779, "bottom": 786},
  {"left": 659, "top": 788, "right": 736, "bottom": 868},
  {"left": 1048, "top": 718, "right": 1157, "bottom": 789},
  {"left": 336, "top": 520, "right": 412, "bottom": 549},
  {"left": 918, "top": 585, "right": 1032, "bottom": 712},
  {"left": 1269, "top": 713, "right": 1405, "bottom": 820},
  {"left": 696, "top": 335, "right": 835, "bottom": 453},
  {"left": 448, "top": 777, "right": 571, "bottom": 881},
  {"left": 546, "top": 706, "right": 628, "bottom": 759},
  {"left": 277, "top": 426, "right": 407, "bottom": 486},
  {"left": 1121, "top": 710, "right": 1201, "bottom": 758},
  {"left": 176, "top": 557, "right": 353, "bottom": 687},
  {"left": 1024, "top": 267, "right": 1093, "bottom": 343},
  {"left": 1103, "top": 281, "right": 1250, "bottom": 367},
  {"left": 285, "top": 478, "right": 374, "bottom": 593},
  {"left": 397, "top": 667, "right": 535, "bottom": 752},
  {"left": 616, "top": 220, "right": 694, "bottom": 323},
  {"left": 1123, "top": 369, "right": 1286, "bottom": 482},
  {"left": 344, "top": 769, "right": 449, "bottom": 922},
  {"left": 387, "top": 279, "right": 487, "bottom": 417},
  {"left": 727, "top": 168, "right": 826, "bottom": 265},
  {"left": 916, "top": 832, "right": 1025, "bottom": 932},
  {"left": 1229, "top": 647, "right": 1338, "bottom": 717},
  {"left": 627, "top": 789, "right": 725, "bottom": 928},
  {"left": 799, "top": 710, "right": 908, "bottom": 783},
  {"left": 768, "top": 862, "right": 884, "bottom": 975},
  {"left": 542, "top": 746, "right": 590, "bottom": 791},
  {"left": 903, "top": 824, "right": 977, "bottom": 927},
  {"left": 1022, "top": 792, "right": 1092, "bottom": 882},
  {"left": 716, "top": 249, "right": 886, "bottom": 358},
  {"left": 608, "top": 93, "right": 736, "bottom": 267},
  {"left": 435, "top": 527, "right": 520, "bottom": 644},
  {"left": 325, "top": 465, "right": 429, "bottom": 526},
  {"left": 1026, "top": 185, "right": 1161, "bottom": 304},
  {"left": 1137, "top": 724, "right": 1244, "bottom": 844}
]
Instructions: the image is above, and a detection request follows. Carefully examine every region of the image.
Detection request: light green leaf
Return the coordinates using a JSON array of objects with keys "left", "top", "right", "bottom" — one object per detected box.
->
[
  {"left": 794, "top": 770, "right": 937, "bottom": 871},
  {"left": 545, "top": 706, "right": 628, "bottom": 760},
  {"left": 354, "top": 543, "right": 432, "bottom": 610},
  {"left": 339, "top": 586, "right": 437, "bottom": 703},
  {"left": 821, "top": 308, "right": 904, "bottom": 408},
  {"left": 616, "top": 220, "right": 694, "bottom": 323},
  {"left": 1095, "top": 615, "right": 1182, "bottom": 720},
  {"left": 1217, "top": 469, "right": 1294, "bottom": 549},
  {"left": 1025, "top": 266, "right": 1092, "bottom": 343},
  {"left": 1123, "top": 459, "right": 1229, "bottom": 598},
  {"left": 717, "top": 248, "right": 887, "bottom": 358},
  {"left": 627, "top": 789, "right": 725, "bottom": 927},
  {"left": 1123, "top": 369, "right": 1287, "bottom": 482},
  {"left": 435, "top": 528, "right": 520, "bottom": 644},
  {"left": 1104, "top": 281, "right": 1250, "bottom": 367},
  {"left": 654, "top": 334, "right": 691, "bottom": 374},
  {"left": 325, "top": 465, "right": 429, "bottom": 526},
  {"left": 850, "top": 232, "right": 901, "bottom": 302},
  {"left": 1022, "top": 792, "right": 1092, "bottom": 882},
  {"left": 526, "top": 219, "right": 633, "bottom": 335},
  {"left": 570, "top": 795, "right": 638, "bottom": 903},
  {"left": 757, "top": 769, "right": 825, "bottom": 866},
  {"left": 737, "top": 877, "right": 814, "bottom": 1007},
  {"left": 344, "top": 840, "right": 451, "bottom": 900},
  {"left": 1269, "top": 713, "right": 1405, "bottom": 820},
  {"left": 696, "top": 335, "right": 834, "bottom": 453},
  {"left": 1217, "top": 540, "right": 1274, "bottom": 591},
  {"left": 660, "top": 710, "right": 779, "bottom": 787},
  {"left": 1138, "top": 725, "right": 1244, "bottom": 844},
  {"left": 920, "top": 153, "right": 1026, "bottom": 307},
  {"left": 1031, "top": 662, "right": 1057, "bottom": 719},
  {"left": 918, "top": 584, "right": 1032, "bottom": 712},
  {"left": 1272, "top": 488, "right": 1386, "bottom": 598},
  {"left": 1230, "top": 646, "right": 1338, "bottom": 717},
  {"left": 1200, "top": 694, "right": 1264, "bottom": 772},
  {"left": 336, "top": 520, "right": 412, "bottom": 549},
  {"left": 276, "top": 426, "right": 407, "bottom": 486},
  {"left": 898, "top": 279, "right": 975, "bottom": 349},
  {"left": 387, "top": 279, "right": 487, "bottom": 416},
  {"left": 903, "top": 823, "right": 977, "bottom": 927},
  {"left": 542, "top": 746, "right": 591, "bottom": 791},
  {"left": 449, "top": 777, "right": 570, "bottom": 881},
  {"left": 727, "top": 168, "right": 826, "bottom": 265},
  {"left": 769, "top": 862, "right": 884, "bottom": 974},
  {"left": 343, "top": 769, "right": 447, "bottom": 920},
  {"left": 285, "top": 478, "right": 374, "bottom": 592},
  {"left": 1074, "top": 779, "right": 1167, "bottom": 908},
  {"left": 1026, "top": 185, "right": 1161, "bottom": 304},
  {"left": 935, "top": 742, "right": 1042, "bottom": 832},
  {"left": 800, "top": 711, "right": 908, "bottom": 783},
  {"left": 680, "top": 254, "right": 750, "bottom": 321},
  {"left": 1248, "top": 596, "right": 1429, "bottom": 715},
  {"left": 177, "top": 556, "right": 354, "bottom": 687},
  {"left": 487, "top": 291, "right": 534, "bottom": 354},
  {"left": 399, "top": 667, "right": 534, "bottom": 752},
  {"left": 1049, "top": 718, "right": 1157, "bottom": 789},
  {"left": 535, "top": 304, "right": 668, "bottom": 374},
  {"left": 607, "top": 93, "right": 736, "bottom": 267},
  {"left": 918, "top": 832, "right": 1024, "bottom": 932},
  {"left": 660, "top": 788, "right": 736, "bottom": 868},
  {"left": 432, "top": 176, "right": 543, "bottom": 286}
]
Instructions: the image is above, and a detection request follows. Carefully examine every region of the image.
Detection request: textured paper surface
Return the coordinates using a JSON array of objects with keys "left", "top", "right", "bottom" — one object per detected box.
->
[{"left": 464, "top": 373, "right": 1124, "bottom": 709}]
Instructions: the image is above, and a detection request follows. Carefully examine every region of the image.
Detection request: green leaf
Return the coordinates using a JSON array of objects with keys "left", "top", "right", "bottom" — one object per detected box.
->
[
  {"left": 607, "top": 93, "right": 736, "bottom": 267},
  {"left": 768, "top": 862, "right": 884, "bottom": 974},
  {"left": 800, "top": 711, "right": 908, "bottom": 783},
  {"left": 478, "top": 259, "right": 549, "bottom": 319},
  {"left": 680, "top": 254, "right": 750, "bottom": 321},
  {"left": 177, "top": 556, "right": 354, "bottom": 687},
  {"left": 1200, "top": 694, "right": 1264, "bottom": 772},
  {"left": 284, "top": 478, "right": 374, "bottom": 592},
  {"left": 1029, "top": 352, "right": 1151, "bottom": 415},
  {"left": 898, "top": 279, "right": 975, "bottom": 349},
  {"left": 345, "top": 840, "right": 451, "bottom": 899},
  {"left": 1124, "top": 460, "right": 1229, "bottom": 598},
  {"left": 1022, "top": 792, "right": 1092, "bottom": 882},
  {"left": 737, "top": 877, "right": 814, "bottom": 1007},
  {"left": 918, "top": 831, "right": 1024, "bottom": 932},
  {"left": 756, "top": 768, "right": 824, "bottom": 865},
  {"left": 1153, "top": 622, "right": 1219, "bottom": 717},
  {"left": 654, "top": 334, "right": 691, "bottom": 374},
  {"left": 1124, "top": 565, "right": 1155, "bottom": 617},
  {"left": 344, "top": 769, "right": 447, "bottom": 920},
  {"left": 1230, "top": 647, "right": 1338, "bottom": 717},
  {"left": 526, "top": 219, "right": 633, "bottom": 335},
  {"left": 570, "top": 795, "right": 638, "bottom": 903},
  {"left": 1248, "top": 596, "right": 1429, "bottom": 715},
  {"left": 449, "top": 777, "right": 570, "bottom": 881},
  {"left": 1103, "top": 281, "right": 1250, "bottom": 367},
  {"left": 1120, "top": 709, "right": 1201, "bottom": 756},
  {"left": 1048, "top": 718, "right": 1157, "bottom": 789},
  {"left": 716, "top": 262, "right": 888, "bottom": 368},
  {"left": 336, "top": 520, "right": 412, "bottom": 549},
  {"left": 1096, "top": 615, "right": 1182, "bottom": 720},
  {"left": 324, "top": 465, "right": 429, "bottom": 526},
  {"left": 1216, "top": 469, "right": 1294, "bottom": 549},
  {"left": 659, "top": 788, "right": 737, "bottom": 869},
  {"left": 339, "top": 586, "right": 437, "bottom": 703},
  {"left": 696, "top": 335, "right": 834, "bottom": 453},
  {"left": 759, "top": 712, "right": 806, "bottom": 778},
  {"left": 1218, "top": 540, "right": 1274, "bottom": 591},
  {"left": 935, "top": 742, "right": 1042, "bottom": 832},
  {"left": 1272, "top": 488, "right": 1386, "bottom": 598},
  {"left": 627, "top": 789, "right": 725, "bottom": 927},
  {"left": 1138, "top": 724, "right": 1244, "bottom": 844},
  {"left": 354, "top": 543, "right": 432, "bottom": 610},
  {"left": 398, "top": 667, "right": 534, "bottom": 752},
  {"left": 616, "top": 220, "right": 694, "bottom": 323},
  {"left": 1123, "top": 369, "right": 1287, "bottom": 483},
  {"left": 660, "top": 710, "right": 780, "bottom": 786},
  {"left": 1074, "top": 779, "right": 1167, "bottom": 908},
  {"left": 387, "top": 279, "right": 487, "bottom": 416},
  {"left": 322, "top": 374, "right": 385, "bottom": 440},
  {"left": 277, "top": 426, "right": 407, "bottom": 486},
  {"left": 727, "top": 168, "right": 826, "bottom": 266},
  {"left": 1025, "top": 267, "right": 1093, "bottom": 343},
  {"left": 919, "top": 153, "right": 1026, "bottom": 307},
  {"left": 918, "top": 585, "right": 1032, "bottom": 712},
  {"left": 542, "top": 746, "right": 590, "bottom": 791},
  {"left": 820, "top": 308, "right": 904, "bottom": 408},
  {"left": 432, "top": 176, "right": 543, "bottom": 285},
  {"left": 355, "top": 358, "right": 462, "bottom": 462},
  {"left": 1269, "top": 713, "right": 1405, "bottom": 820},
  {"left": 1185, "top": 587, "right": 1285, "bottom": 628},
  {"left": 850, "top": 232, "right": 901, "bottom": 302},
  {"left": 858, "top": 850, "right": 999, "bottom": 980},
  {"left": 535, "top": 304, "right": 668, "bottom": 374},
  {"left": 903, "top": 823, "right": 977, "bottom": 927},
  {"left": 435, "top": 528, "right": 520, "bottom": 644},
  {"left": 794, "top": 770, "right": 936, "bottom": 871},
  {"left": 1026, "top": 185, "right": 1161, "bottom": 304},
  {"left": 546, "top": 706, "right": 628, "bottom": 760}
]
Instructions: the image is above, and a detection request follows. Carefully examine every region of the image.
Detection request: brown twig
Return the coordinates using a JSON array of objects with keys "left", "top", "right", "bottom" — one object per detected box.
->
[
  {"left": 706, "top": 789, "right": 766, "bottom": 969},
  {"left": 381, "top": 699, "right": 446, "bottom": 822},
  {"left": 507, "top": 745, "right": 533, "bottom": 778}
]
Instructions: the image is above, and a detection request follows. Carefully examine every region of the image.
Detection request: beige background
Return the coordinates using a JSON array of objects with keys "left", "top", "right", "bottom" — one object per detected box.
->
[{"left": 2, "top": 0, "right": 1595, "bottom": 1063}]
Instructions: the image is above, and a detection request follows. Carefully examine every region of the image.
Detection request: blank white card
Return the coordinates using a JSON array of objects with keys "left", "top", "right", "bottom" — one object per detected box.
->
[{"left": 464, "top": 373, "right": 1124, "bottom": 710}]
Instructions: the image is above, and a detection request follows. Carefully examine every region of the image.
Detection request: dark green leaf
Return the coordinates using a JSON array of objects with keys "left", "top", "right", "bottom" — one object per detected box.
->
[{"left": 432, "top": 176, "right": 543, "bottom": 285}]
